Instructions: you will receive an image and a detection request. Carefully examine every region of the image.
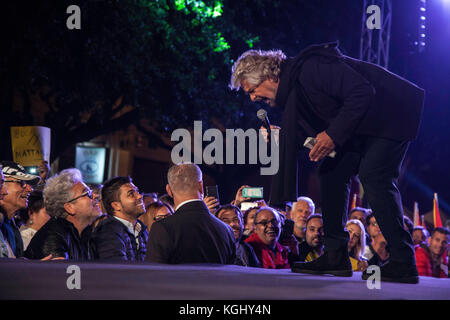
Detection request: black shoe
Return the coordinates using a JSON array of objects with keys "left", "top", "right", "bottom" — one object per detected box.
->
[
  {"left": 291, "top": 248, "right": 353, "bottom": 277},
  {"left": 362, "top": 260, "right": 419, "bottom": 284}
]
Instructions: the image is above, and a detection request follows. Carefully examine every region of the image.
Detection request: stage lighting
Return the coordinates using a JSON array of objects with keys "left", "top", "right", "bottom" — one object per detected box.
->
[{"left": 417, "top": 0, "right": 427, "bottom": 53}]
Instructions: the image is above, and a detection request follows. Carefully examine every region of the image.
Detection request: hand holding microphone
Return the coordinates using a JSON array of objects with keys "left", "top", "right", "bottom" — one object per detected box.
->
[{"left": 257, "top": 109, "right": 280, "bottom": 144}]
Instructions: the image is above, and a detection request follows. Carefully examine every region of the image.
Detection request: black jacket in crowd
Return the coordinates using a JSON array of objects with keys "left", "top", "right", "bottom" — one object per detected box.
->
[
  {"left": 24, "top": 217, "right": 88, "bottom": 260},
  {"left": 146, "top": 200, "right": 236, "bottom": 264},
  {"left": 270, "top": 41, "right": 425, "bottom": 206},
  {"left": 236, "top": 239, "right": 261, "bottom": 268},
  {"left": 90, "top": 214, "right": 148, "bottom": 261}
]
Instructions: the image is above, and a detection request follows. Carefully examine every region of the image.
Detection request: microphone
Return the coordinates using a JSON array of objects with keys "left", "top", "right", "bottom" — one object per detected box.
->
[{"left": 257, "top": 109, "right": 271, "bottom": 143}]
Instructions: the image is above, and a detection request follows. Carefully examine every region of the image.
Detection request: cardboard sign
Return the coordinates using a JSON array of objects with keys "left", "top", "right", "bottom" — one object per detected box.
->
[
  {"left": 75, "top": 146, "right": 106, "bottom": 184},
  {"left": 11, "top": 126, "right": 51, "bottom": 166}
]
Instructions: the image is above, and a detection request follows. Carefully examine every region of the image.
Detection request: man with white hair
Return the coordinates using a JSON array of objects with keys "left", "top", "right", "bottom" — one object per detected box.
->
[
  {"left": 290, "top": 196, "right": 315, "bottom": 243},
  {"left": 230, "top": 42, "right": 423, "bottom": 283},
  {"left": 24, "top": 168, "right": 102, "bottom": 260},
  {"left": 146, "top": 163, "right": 236, "bottom": 264}
]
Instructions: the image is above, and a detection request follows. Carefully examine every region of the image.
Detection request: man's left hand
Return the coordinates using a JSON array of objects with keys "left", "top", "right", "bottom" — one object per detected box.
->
[{"left": 309, "top": 131, "right": 335, "bottom": 162}]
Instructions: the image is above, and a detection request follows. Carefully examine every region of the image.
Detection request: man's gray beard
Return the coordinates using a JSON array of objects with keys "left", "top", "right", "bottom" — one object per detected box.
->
[{"left": 294, "top": 222, "right": 306, "bottom": 230}]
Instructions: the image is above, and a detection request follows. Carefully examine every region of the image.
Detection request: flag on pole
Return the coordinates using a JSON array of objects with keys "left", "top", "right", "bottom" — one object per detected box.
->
[
  {"left": 413, "top": 201, "right": 421, "bottom": 227},
  {"left": 433, "top": 193, "right": 443, "bottom": 228}
]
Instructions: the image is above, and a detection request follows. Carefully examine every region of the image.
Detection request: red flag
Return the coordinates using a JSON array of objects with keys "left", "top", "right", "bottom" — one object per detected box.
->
[
  {"left": 413, "top": 201, "right": 421, "bottom": 227},
  {"left": 350, "top": 193, "right": 357, "bottom": 211},
  {"left": 433, "top": 193, "right": 443, "bottom": 228}
]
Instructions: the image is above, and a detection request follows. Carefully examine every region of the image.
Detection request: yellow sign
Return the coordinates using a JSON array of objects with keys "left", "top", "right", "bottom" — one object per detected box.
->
[{"left": 10, "top": 126, "right": 51, "bottom": 166}]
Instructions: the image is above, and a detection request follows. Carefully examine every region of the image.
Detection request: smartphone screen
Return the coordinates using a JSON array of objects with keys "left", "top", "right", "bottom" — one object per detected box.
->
[
  {"left": 242, "top": 187, "right": 263, "bottom": 199},
  {"left": 205, "top": 185, "right": 220, "bottom": 203}
]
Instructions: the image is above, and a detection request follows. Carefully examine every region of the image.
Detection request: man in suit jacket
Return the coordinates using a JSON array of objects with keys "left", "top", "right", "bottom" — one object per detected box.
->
[
  {"left": 146, "top": 163, "right": 236, "bottom": 264},
  {"left": 90, "top": 176, "right": 148, "bottom": 261},
  {"left": 230, "top": 42, "right": 424, "bottom": 283}
]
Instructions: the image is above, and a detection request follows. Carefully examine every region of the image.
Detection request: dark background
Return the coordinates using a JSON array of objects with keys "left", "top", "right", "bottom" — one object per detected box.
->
[{"left": 1, "top": 0, "right": 449, "bottom": 221}]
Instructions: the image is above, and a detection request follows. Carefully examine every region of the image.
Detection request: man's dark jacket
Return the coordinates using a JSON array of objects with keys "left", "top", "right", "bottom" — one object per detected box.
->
[
  {"left": 146, "top": 200, "right": 236, "bottom": 264},
  {"left": 270, "top": 42, "right": 425, "bottom": 206},
  {"left": 90, "top": 214, "right": 148, "bottom": 261},
  {"left": 24, "top": 217, "right": 87, "bottom": 260},
  {"left": 236, "top": 239, "right": 261, "bottom": 267}
]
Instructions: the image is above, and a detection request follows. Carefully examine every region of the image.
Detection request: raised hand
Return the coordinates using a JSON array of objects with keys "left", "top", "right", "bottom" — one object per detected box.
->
[{"left": 204, "top": 196, "right": 220, "bottom": 214}]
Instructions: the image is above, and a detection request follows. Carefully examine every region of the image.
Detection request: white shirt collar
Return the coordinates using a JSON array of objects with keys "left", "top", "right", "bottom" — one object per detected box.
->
[
  {"left": 175, "top": 199, "right": 203, "bottom": 212},
  {"left": 113, "top": 216, "right": 138, "bottom": 236}
]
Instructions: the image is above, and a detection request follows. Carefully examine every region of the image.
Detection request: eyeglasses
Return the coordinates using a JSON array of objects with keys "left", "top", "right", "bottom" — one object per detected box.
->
[
  {"left": 370, "top": 222, "right": 378, "bottom": 227},
  {"left": 255, "top": 219, "right": 279, "bottom": 228},
  {"left": 153, "top": 214, "right": 171, "bottom": 222},
  {"left": 4, "top": 180, "right": 29, "bottom": 188},
  {"left": 67, "top": 189, "right": 93, "bottom": 203}
]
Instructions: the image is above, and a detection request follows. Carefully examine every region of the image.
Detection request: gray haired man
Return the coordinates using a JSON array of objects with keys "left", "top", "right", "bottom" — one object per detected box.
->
[
  {"left": 231, "top": 42, "right": 423, "bottom": 283},
  {"left": 24, "top": 168, "right": 102, "bottom": 260}
]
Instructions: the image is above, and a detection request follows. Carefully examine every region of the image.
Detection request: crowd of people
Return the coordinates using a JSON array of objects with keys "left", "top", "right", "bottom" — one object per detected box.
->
[{"left": 0, "top": 160, "right": 448, "bottom": 279}]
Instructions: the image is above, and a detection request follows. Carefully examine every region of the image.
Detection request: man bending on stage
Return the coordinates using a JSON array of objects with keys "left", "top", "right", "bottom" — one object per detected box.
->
[{"left": 229, "top": 42, "right": 424, "bottom": 284}]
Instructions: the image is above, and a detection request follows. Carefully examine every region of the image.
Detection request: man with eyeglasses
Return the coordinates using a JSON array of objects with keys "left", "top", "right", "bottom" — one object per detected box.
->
[
  {"left": 216, "top": 204, "right": 260, "bottom": 267},
  {"left": 1, "top": 161, "right": 40, "bottom": 258},
  {"left": 24, "top": 168, "right": 102, "bottom": 260},
  {"left": 90, "top": 176, "right": 148, "bottom": 261},
  {"left": 244, "top": 207, "right": 290, "bottom": 269}
]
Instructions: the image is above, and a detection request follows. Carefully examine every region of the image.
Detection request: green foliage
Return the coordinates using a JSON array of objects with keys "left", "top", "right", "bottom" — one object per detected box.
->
[{"left": 2, "top": 0, "right": 267, "bottom": 158}]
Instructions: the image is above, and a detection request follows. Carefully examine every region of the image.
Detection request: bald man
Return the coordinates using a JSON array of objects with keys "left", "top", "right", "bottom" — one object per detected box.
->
[{"left": 146, "top": 163, "right": 235, "bottom": 264}]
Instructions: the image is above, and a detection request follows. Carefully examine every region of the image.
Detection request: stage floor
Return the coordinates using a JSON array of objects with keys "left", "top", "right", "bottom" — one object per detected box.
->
[{"left": 1, "top": 259, "right": 449, "bottom": 300}]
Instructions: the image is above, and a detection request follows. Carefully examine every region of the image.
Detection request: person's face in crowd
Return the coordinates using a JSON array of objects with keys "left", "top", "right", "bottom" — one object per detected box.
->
[
  {"left": 0, "top": 172, "right": 8, "bottom": 201},
  {"left": 305, "top": 217, "right": 324, "bottom": 250},
  {"left": 0, "top": 177, "right": 33, "bottom": 218},
  {"left": 349, "top": 210, "right": 366, "bottom": 227},
  {"left": 67, "top": 182, "right": 102, "bottom": 223},
  {"left": 254, "top": 209, "right": 281, "bottom": 247},
  {"left": 429, "top": 231, "right": 449, "bottom": 257},
  {"left": 117, "top": 183, "right": 145, "bottom": 219},
  {"left": 29, "top": 207, "right": 50, "bottom": 231},
  {"left": 285, "top": 204, "right": 292, "bottom": 219},
  {"left": 412, "top": 229, "right": 427, "bottom": 246},
  {"left": 245, "top": 207, "right": 258, "bottom": 233},
  {"left": 291, "top": 200, "right": 311, "bottom": 229},
  {"left": 367, "top": 216, "right": 381, "bottom": 238},
  {"left": 153, "top": 206, "right": 172, "bottom": 222},
  {"left": 143, "top": 195, "right": 157, "bottom": 207},
  {"left": 241, "top": 79, "right": 279, "bottom": 107},
  {"left": 347, "top": 223, "right": 362, "bottom": 251},
  {"left": 218, "top": 209, "right": 244, "bottom": 241}
]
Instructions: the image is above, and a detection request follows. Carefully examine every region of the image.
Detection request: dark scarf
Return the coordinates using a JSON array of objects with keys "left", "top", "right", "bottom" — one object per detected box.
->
[{"left": 269, "top": 42, "right": 343, "bottom": 206}]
